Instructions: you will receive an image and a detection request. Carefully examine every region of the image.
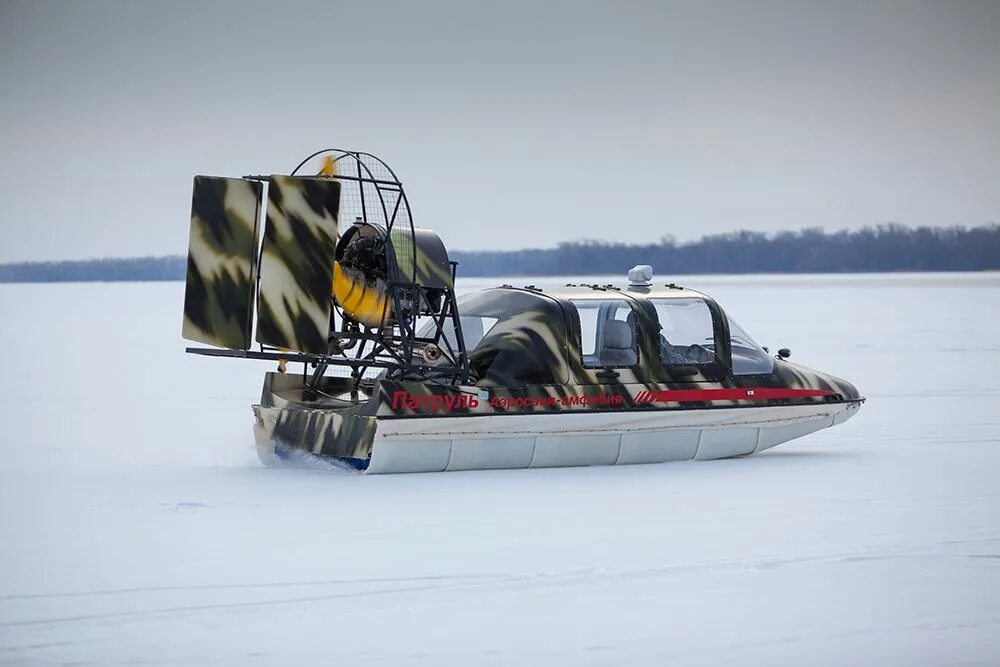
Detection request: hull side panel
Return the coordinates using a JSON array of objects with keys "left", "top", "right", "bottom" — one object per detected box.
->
[
  {"left": 530, "top": 434, "right": 621, "bottom": 468},
  {"left": 446, "top": 437, "right": 535, "bottom": 471},
  {"left": 618, "top": 430, "right": 701, "bottom": 464},
  {"left": 755, "top": 414, "right": 836, "bottom": 453},
  {"left": 695, "top": 427, "right": 758, "bottom": 460},
  {"left": 366, "top": 439, "right": 451, "bottom": 474},
  {"left": 364, "top": 402, "right": 859, "bottom": 474}
]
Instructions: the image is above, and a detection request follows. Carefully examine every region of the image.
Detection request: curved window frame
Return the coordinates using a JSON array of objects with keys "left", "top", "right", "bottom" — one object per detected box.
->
[
  {"left": 568, "top": 298, "right": 640, "bottom": 369},
  {"left": 649, "top": 297, "right": 722, "bottom": 368}
]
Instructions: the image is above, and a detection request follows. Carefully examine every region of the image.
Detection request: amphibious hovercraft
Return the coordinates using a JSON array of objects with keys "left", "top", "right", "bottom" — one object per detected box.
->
[{"left": 182, "top": 149, "right": 864, "bottom": 473}]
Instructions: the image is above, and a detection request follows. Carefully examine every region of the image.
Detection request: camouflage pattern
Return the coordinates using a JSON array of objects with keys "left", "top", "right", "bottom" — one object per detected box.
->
[
  {"left": 387, "top": 226, "right": 414, "bottom": 282},
  {"left": 410, "top": 228, "right": 454, "bottom": 288},
  {"left": 465, "top": 289, "right": 570, "bottom": 385},
  {"left": 248, "top": 283, "right": 863, "bottom": 466},
  {"left": 256, "top": 176, "right": 341, "bottom": 354},
  {"left": 353, "top": 287, "right": 848, "bottom": 411},
  {"left": 175, "top": 154, "right": 858, "bottom": 470},
  {"left": 371, "top": 359, "right": 859, "bottom": 419},
  {"left": 253, "top": 405, "right": 377, "bottom": 459},
  {"left": 380, "top": 226, "right": 453, "bottom": 288},
  {"left": 767, "top": 359, "right": 861, "bottom": 402},
  {"left": 370, "top": 285, "right": 861, "bottom": 416},
  {"left": 182, "top": 176, "right": 262, "bottom": 349},
  {"left": 253, "top": 372, "right": 377, "bottom": 460}
]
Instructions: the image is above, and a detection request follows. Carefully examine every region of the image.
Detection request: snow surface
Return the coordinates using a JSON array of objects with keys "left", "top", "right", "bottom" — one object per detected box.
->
[{"left": 1, "top": 273, "right": 998, "bottom": 666}]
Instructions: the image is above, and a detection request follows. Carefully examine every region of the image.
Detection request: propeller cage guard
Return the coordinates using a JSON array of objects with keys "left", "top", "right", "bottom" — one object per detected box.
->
[{"left": 182, "top": 149, "right": 473, "bottom": 391}]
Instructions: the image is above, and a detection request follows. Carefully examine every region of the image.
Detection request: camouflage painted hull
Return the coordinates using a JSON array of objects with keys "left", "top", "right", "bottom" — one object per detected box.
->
[{"left": 251, "top": 371, "right": 863, "bottom": 475}]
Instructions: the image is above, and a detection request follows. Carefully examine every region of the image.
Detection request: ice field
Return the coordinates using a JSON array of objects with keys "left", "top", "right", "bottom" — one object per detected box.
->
[{"left": 1, "top": 273, "right": 998, "bottom": 666}]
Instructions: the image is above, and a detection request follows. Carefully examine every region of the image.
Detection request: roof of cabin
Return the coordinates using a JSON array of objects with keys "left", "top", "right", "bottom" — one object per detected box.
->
[{"left": 487, "top": 283, "right": 711, "bottom": 302}]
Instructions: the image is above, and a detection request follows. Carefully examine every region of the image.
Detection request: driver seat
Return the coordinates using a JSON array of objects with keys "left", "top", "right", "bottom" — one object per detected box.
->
[{"left": 599, "top": 320, "right": 637, "bottom": 366}]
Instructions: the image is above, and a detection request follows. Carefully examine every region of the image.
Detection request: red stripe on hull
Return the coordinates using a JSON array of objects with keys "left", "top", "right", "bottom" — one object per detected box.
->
[{"left": 639, "top": 388, "right": 834, "bottom": 403}]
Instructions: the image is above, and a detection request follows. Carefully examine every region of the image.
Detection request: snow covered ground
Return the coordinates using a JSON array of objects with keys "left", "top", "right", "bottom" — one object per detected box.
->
[{"left": 1, "top": 273, "right": 998, "bottom": 666}]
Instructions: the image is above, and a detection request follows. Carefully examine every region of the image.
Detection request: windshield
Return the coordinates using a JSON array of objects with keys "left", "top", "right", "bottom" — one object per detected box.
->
[
  {"left": 725, "top": 317, "right": 775, "bottom": 375},
  {"left": 651, "top": 298, "right": 774, "bottom": 375}
]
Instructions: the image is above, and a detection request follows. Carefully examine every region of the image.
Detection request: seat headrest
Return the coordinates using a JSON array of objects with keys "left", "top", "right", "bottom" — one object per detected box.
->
[{"left": 602, "top": 320, "right": 633, "bottom": 350}]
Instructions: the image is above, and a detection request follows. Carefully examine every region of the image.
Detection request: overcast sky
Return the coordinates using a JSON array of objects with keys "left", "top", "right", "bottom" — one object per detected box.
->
[{"left": 0, "top": 0, "right": 997, "bottom": 262}]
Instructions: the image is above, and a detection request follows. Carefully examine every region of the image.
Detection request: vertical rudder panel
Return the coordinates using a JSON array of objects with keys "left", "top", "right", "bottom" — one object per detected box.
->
[
  {"left": 182, "top": 176, "right": 262, "bottom": 349},
  {"left": 256, "top": 176, "right": 341, "bottom": 354}
]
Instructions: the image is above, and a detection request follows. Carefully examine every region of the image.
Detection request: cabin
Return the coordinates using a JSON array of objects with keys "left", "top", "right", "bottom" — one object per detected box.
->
[{"left": 430, "top": 267, "right": 777, "bottom": 389}]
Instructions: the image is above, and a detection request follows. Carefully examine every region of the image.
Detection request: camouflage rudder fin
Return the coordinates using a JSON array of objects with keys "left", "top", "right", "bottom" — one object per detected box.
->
[
  {"left": 256, "top": 176, "right": 341, "bottom": 354},
  {"left": 182, "top": 176, "right": 262, "bottom": 349}
]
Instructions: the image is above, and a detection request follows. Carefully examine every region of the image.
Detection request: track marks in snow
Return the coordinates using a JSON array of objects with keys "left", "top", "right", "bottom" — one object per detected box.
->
[
  {"left": 1, "top": 581, "right": 481, "bottom": 627},
  {"left": 0, "top": 573, "right": 532, "bottom": 628},
  {"left": 0, "top": 572, "right": 506, "bottom": 601},
  {"left": 5, "top": 542, "right": 998, "bottom": 629}
]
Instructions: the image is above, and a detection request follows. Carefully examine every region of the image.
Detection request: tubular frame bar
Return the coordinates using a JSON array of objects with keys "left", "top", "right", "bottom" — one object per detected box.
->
[{"left": 185, "top": 346, "right": 460, "bottom": 376}]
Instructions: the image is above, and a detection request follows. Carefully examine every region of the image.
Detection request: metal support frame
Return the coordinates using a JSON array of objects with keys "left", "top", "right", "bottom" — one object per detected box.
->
[
  {"left": 186, "top": 346, "right": 457, "bottom": 376},
  {"left": 197, "top": 149, "right": 474, "bottom": 389}
]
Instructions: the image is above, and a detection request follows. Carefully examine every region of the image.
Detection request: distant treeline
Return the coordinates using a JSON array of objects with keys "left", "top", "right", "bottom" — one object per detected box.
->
[
  {"left": 1, "top": 224, "right": 997, "bottom": 283},
  {"left": 0, "top": 255, "right": 185, "bottom": 283},
  {"left": 454, "top": 224, "right": 1000, "bottom": 276}
]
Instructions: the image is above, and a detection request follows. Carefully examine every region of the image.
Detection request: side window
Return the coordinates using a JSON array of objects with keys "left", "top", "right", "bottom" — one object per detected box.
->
[
  {"left": 571, "top": 299, "right": 638, "bottom": 368},
  {"left": 418, "top": 315, "right": 498, "bottom": 355},
  {"left": 576, "top": 306, "right": 599, "bottom": 358},
  {"left": 651, "top": 298, "right": 718, "bottom": 365}
]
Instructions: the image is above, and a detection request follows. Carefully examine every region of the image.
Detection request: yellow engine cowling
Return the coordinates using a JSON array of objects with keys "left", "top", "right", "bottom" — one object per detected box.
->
[{"left": 332, "top": 261, "right": 392, "bottom": 328}]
